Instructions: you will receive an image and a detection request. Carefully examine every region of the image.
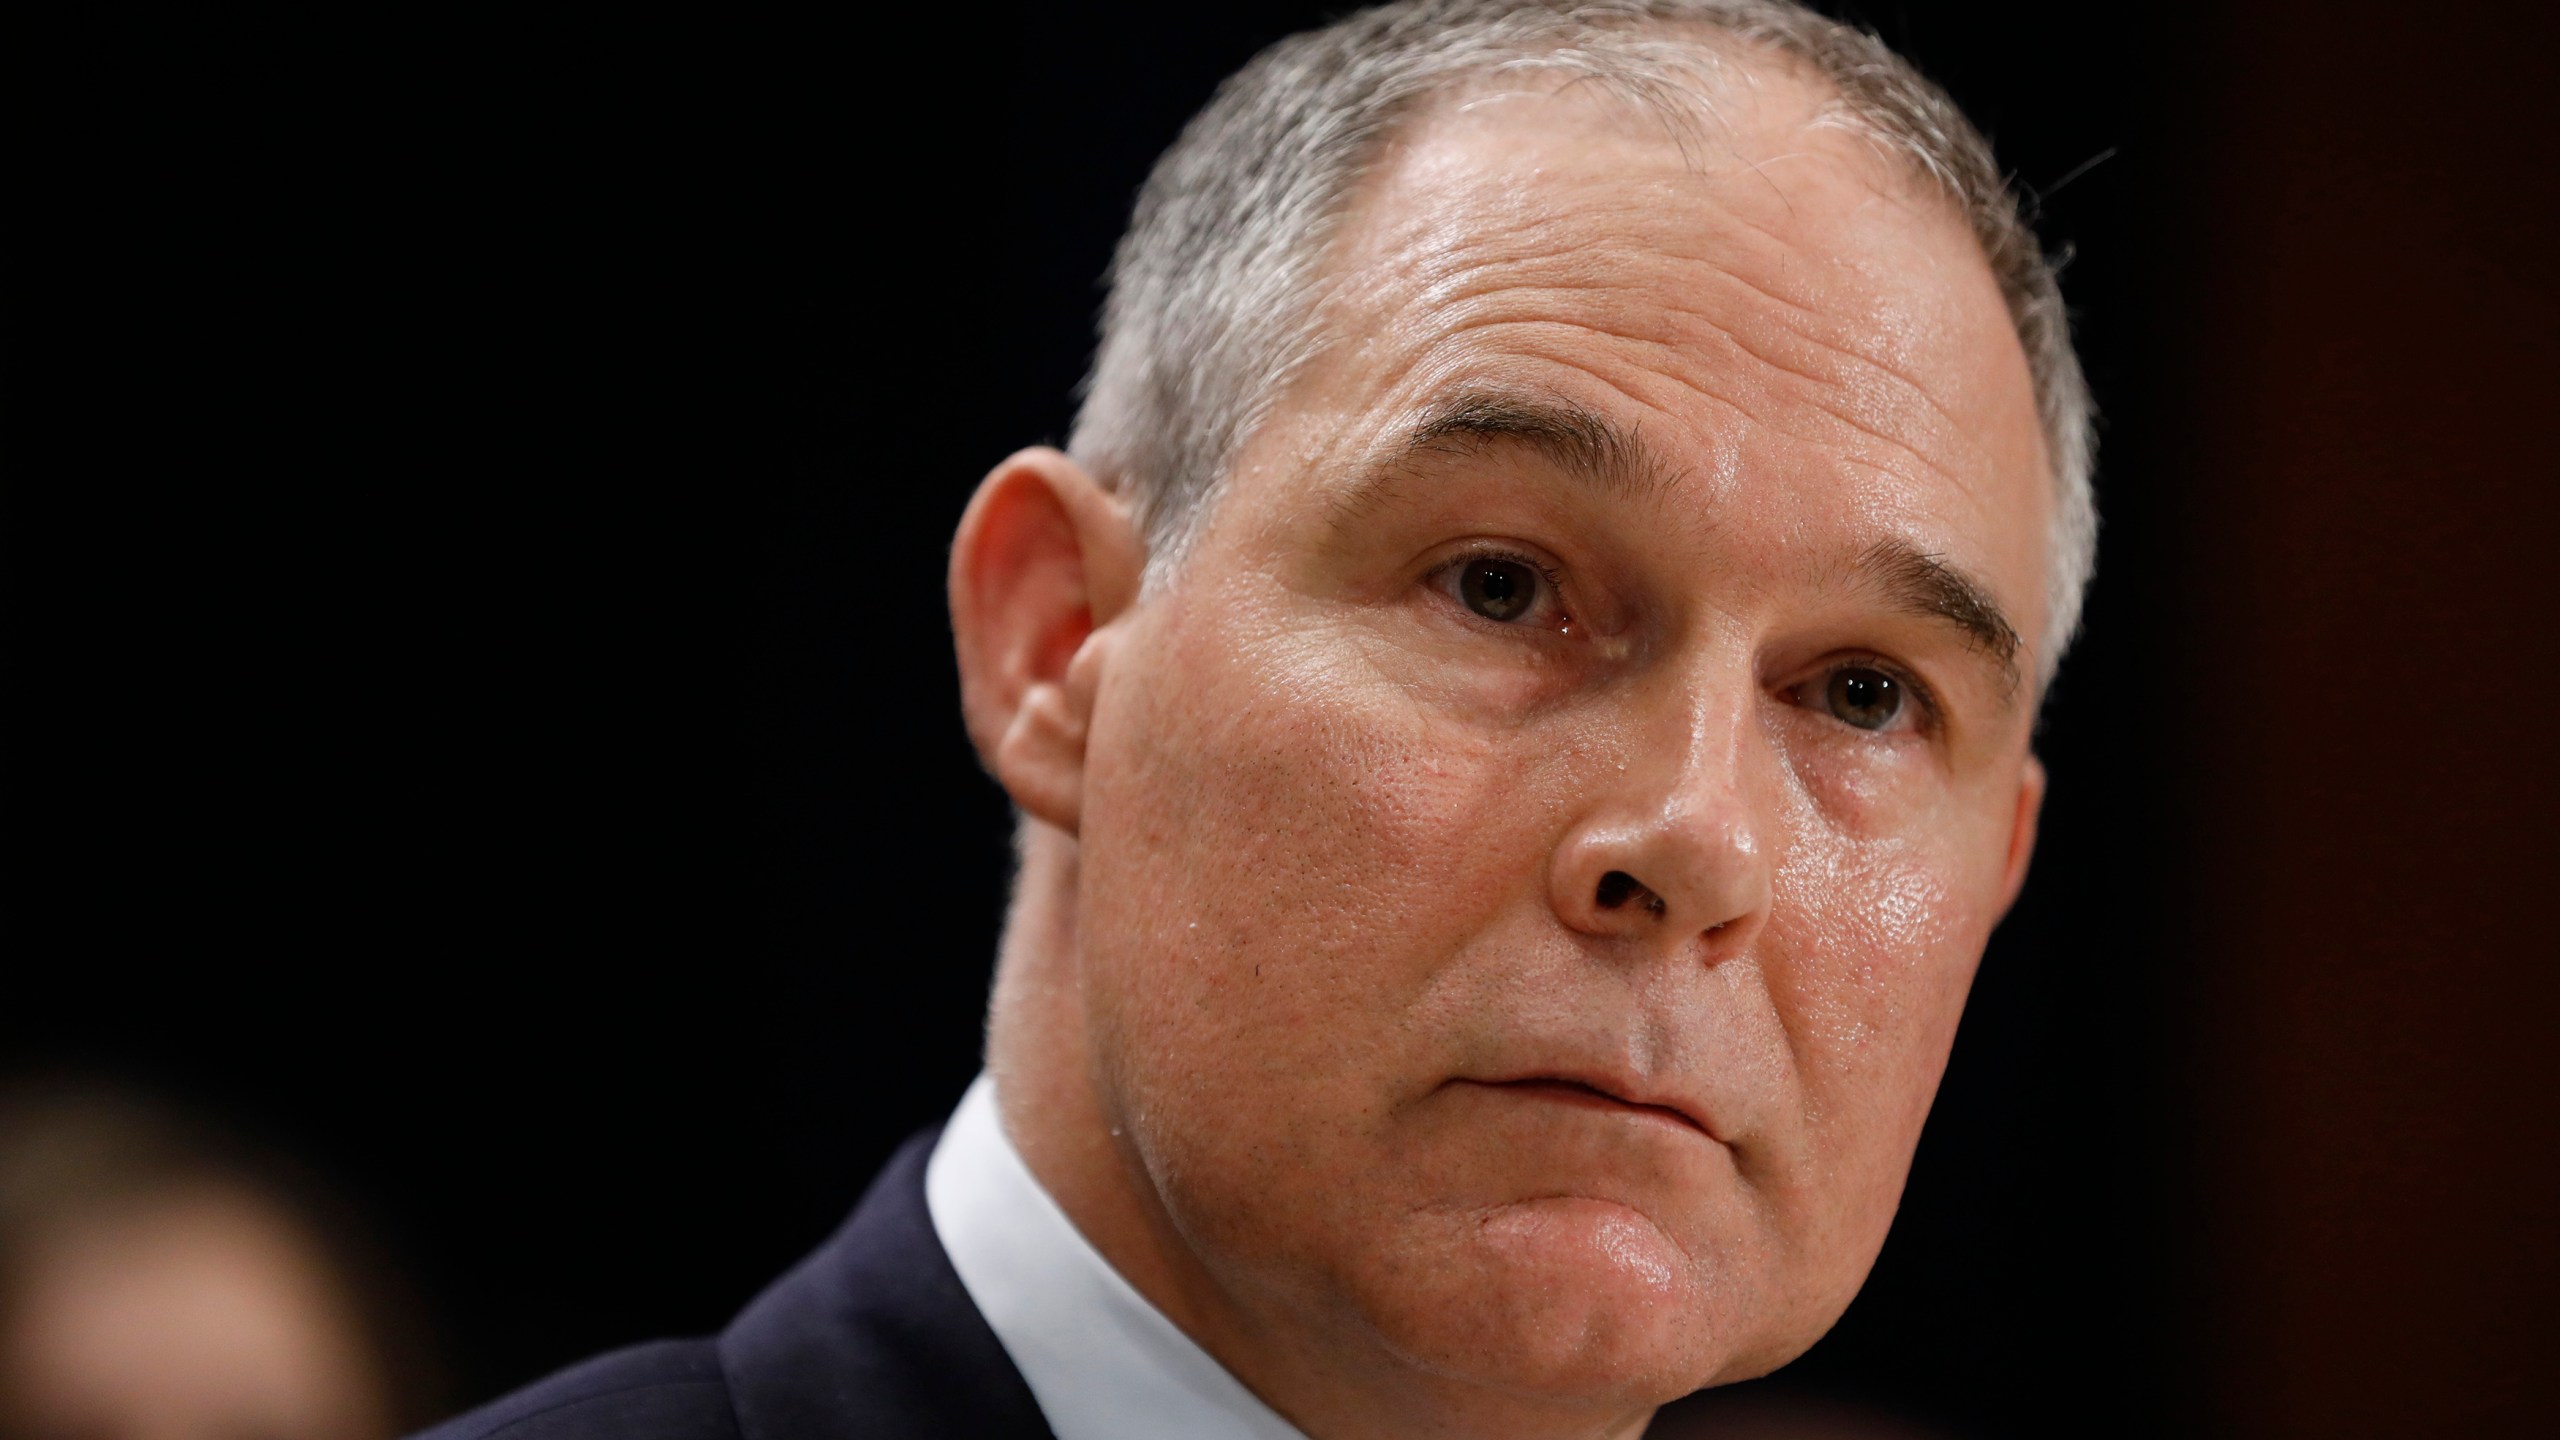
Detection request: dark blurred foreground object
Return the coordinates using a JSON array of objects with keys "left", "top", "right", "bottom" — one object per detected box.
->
[{"left": 0, "top": 1083, "right": 442, "bottom": 1440}]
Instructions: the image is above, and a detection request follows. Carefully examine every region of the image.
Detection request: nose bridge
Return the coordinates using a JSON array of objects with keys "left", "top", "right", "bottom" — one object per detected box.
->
[
  {"left": 1653, "top": 651, "right": 1759, "bottom": 823},
  {"left": 1633, "top": 648, "right": 1766, "bottom": 872},
  {"left": 1550, "top": 645, "right": 1774, "bottom": 949}
]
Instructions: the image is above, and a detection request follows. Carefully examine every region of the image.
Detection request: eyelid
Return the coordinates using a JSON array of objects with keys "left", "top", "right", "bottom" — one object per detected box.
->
[
  {"left": 1791, "top": 653, "right": 1945, "bottom": 735},
  {"left": 1426, "top": 542, "right": 1575, "bottom": 629}
]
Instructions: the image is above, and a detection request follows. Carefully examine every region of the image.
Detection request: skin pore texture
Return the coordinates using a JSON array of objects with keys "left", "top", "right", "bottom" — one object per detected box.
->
[{"left": 948, "top": 59, "right": 2053, "bottom": 1440}]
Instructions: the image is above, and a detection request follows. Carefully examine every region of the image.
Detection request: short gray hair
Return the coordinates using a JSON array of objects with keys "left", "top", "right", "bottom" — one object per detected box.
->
[{"left": 1069, "top": 0, "right": 2097, "bottom": 671}]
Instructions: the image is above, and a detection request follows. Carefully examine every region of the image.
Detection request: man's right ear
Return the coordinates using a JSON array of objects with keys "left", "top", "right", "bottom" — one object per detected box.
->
[{"left": 947, "top": 447, "right": 1141, "bottom": 836}]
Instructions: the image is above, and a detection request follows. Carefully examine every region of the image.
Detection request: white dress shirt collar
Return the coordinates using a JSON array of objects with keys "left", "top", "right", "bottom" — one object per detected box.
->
[{"left": 924, "top": 1074, "right": 1309, "bottom": 1440}]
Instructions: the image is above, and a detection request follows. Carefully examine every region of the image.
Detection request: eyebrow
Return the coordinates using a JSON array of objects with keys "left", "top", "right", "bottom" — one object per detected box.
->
[
  {"left": 1332, "top": 388, "right": 2026, "bottom": 696},
  {"left": 1330, "top": 389, "right": 1677, "bottom": 528},
  {"left": 1853, "top": 540, "right": 2024, "bottom": 697}
]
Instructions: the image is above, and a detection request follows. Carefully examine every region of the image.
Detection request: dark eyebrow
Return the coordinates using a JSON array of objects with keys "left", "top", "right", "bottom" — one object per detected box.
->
[
  {"left": 1855, "top": 540, "right": 2024, "bottom": 697},
  {"left": 1330, "top": 389, "right": 1677, "bottom": 528},
  {"left": 1333, "top": 392, "right": 2025, "bottom": 695}
]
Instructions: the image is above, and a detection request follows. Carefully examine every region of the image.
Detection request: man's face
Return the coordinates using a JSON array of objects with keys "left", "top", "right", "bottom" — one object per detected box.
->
[{"left": 1071, "top": 77, "right": 2052, "bottom": 1402}]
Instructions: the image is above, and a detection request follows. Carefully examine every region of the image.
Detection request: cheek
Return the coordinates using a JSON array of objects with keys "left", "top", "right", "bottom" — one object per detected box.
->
[
  {"left": 1781, "top": 846, "right": 1965, "bottom": 1055},
  {"left": 1072, "top": 600, "right": 1577, "bottom": 1159},
  {"left": 1754, "top": 813, "right": 2002, "bottom": 1250},
  {"left": 1767, "top": 712, "right": 1945, "bottom": 839}
]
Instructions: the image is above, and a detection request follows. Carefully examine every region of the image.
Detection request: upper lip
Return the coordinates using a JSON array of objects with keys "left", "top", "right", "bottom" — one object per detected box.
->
[{"left": 1463, "top": 1068, "right": 1723, "bottom": 1143}]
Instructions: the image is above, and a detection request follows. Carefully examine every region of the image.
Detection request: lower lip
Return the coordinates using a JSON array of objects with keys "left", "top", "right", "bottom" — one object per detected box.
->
[{"left": 1462, "top": 1078, "right": 1710, "bottom": 1138}]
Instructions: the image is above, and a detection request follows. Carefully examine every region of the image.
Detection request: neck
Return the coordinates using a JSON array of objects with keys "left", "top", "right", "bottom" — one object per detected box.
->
[{"left": 984, "top": 821, "right": 1657, "bottom": 1440}]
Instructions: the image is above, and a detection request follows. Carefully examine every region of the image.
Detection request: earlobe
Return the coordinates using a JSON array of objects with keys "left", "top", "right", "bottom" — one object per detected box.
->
[{"left": 948, "top": 447, "right": 1141, "bottom": 836}]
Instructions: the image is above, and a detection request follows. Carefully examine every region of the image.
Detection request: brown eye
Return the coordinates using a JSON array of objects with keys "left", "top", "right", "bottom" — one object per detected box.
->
[
  {"left": 1458, "top": 557, "right": 1540, "bottom": 622},
  {"left": 1825, "top": 667, "right": 1902, "bottom": 730}
]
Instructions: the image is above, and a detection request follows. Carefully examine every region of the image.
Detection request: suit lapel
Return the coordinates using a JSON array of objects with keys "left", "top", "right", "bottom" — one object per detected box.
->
[{"left": 720, "top": 1130, "right": 1057, "bottom": 1440}]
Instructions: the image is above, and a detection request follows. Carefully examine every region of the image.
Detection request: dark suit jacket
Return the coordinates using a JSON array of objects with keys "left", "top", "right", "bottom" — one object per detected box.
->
[{"left": 415, "top": 1130, "right": 1057, "bottom": 1440}]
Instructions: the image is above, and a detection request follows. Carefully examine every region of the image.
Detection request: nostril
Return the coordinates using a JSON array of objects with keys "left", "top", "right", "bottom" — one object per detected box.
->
[{"left": 1587, "top": 860, "right": 1648, "bottom": 907}]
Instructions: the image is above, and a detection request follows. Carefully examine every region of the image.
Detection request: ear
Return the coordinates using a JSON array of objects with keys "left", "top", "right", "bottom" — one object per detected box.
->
[
  {"left": 1996, "top": 753, "right": 2048, "bottom": 918},
  {"left": 948, "top": 447, "right": 1142, "bottom": 835}
]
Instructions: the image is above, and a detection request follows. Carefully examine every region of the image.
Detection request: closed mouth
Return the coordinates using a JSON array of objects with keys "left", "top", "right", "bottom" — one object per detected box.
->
[{"left": 1465, "top": 1075, "right": 1715, "bottom": 1140}]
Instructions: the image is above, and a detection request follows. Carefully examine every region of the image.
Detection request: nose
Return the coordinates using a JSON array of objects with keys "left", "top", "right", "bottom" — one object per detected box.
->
[{"left": 1549, "top": 693, "right": 1773, "bottom": 961}]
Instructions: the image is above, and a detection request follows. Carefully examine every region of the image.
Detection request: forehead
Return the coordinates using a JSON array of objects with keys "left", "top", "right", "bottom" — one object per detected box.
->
[{"left": 1240, "top": 70, "right": 2051, "bottom": 643}]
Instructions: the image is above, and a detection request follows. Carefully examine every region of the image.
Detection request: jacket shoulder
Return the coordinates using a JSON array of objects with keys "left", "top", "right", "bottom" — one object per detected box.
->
[{"left": 413, "top": 1339, "right": 739, "bottom": 1440}]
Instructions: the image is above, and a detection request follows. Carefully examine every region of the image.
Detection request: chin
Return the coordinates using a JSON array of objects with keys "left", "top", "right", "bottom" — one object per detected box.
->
[{"left": 1346, "top": 1195, "right": 1751, "bottom": 1405}]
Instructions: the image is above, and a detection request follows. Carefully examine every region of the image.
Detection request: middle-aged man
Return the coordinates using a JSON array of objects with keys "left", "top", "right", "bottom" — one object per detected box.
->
[{"left": 425, "top": 1, "right": 2095, "bottom": 1435}]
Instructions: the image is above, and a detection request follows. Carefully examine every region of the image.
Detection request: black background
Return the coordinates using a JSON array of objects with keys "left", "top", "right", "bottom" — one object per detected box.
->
[{"left": 12, "top": 4, "right": 2553, "bottom": 1436}]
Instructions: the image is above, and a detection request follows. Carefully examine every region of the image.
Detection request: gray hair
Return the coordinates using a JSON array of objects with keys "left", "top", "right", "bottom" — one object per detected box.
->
[{"left": 1069, "top": 0, "right": 2098, "bottom": 673}]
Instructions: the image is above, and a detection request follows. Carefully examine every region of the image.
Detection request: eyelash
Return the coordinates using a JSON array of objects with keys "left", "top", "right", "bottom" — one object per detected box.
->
[
  {"left": 1432, "top": 545, "right": 1575, "bottom": 629},
  {"left": 1421, "top": 550, "right": 1946, "bottom": 733},
  {"left": 1802, "top": 652, "right": 1946, "bottom": 735}
]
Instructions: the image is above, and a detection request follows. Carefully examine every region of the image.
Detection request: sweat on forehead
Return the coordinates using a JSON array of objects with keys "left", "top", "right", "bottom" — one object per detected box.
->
[
  {"left": 1297, "top": 85, "right": 2033, "bottom": 487},
  {"left": 1070, "top": 0, "right": 2094, "bottom": 674},
  {"left": 1312, "top": 60, "right": 1948, "bottom": 326},
  {"left": 1221, "top": 74, "right": 2055, "bottom": 693}
]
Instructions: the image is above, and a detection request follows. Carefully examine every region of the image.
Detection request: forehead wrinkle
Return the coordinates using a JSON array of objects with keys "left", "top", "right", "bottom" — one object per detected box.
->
[
  {"left": 1407, "top": 303, "right": 1969, "bottom": 515},
  {"left": 1328, "top": 307, "right": 1951, "bottom": 567},
  {"left": 1336, "top": 259, "right": 2026, "bottom": 693},
  {"left": 1689, "top": 261, "right": 1976, "bottom": 450},
  {"left": 1575, "top": 280, "right": 1972, "bottom": 479},
  {"left": 1327, "top": 121, "right": 1998, "bottom": 474},
  {"left": 1696, "top": 303, "right": 1976, "bottom": 484},
  {"left": 1286, "top": 111, "right": 2039, "bottom": 641},
  {"left": 1360, "top": 227, "right": 1984, "bottom": 500}
]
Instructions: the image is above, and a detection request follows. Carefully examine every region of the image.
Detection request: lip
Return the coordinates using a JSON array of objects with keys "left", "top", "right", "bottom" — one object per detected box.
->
[{"left": 1453, "top": 1071, "right": 1722, "bottom": 1143}]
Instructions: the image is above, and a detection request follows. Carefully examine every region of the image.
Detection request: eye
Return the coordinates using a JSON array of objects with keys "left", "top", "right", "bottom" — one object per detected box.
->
[
  {"left": 1823, "top": 666, "right": 1904, "bottom": 731},
  {"left": 1424, "top": 547, "right": 1575, "bottom": 634},
  {"left": 1454, "top": 556, "right": 1544, "bottom": 623}
]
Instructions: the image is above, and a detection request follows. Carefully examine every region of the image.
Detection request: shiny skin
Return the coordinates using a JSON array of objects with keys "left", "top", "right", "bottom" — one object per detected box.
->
[{"left": 963, "top": 70, "right": 2052, "bottom": 1440}]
